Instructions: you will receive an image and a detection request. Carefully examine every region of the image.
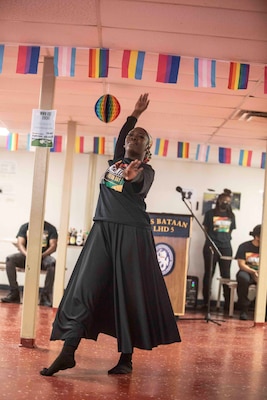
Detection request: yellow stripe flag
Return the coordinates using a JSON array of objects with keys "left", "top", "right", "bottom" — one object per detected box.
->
[
  {"left": 93, "top": 137, "right": 105, "bottom": 154},
  {"left": 177, "top": 142, "right": 189, "bottom": 158},
  {"left": 75, "top": 136, "right": 84, "bottom": 153}
]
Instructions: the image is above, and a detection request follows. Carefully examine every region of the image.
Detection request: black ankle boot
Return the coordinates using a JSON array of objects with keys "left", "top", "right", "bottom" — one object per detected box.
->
[
  {"left": 1, "top": 290, "right": 20, "bottom": 303},
  {"left": 108, "top": 353, "right": 133, "bottom": 375}
]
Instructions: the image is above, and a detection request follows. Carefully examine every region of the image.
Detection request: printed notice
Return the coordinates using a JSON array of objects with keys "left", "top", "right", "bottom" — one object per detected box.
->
[{"left": 30, "top": 109, "right": 57, "bottom": 147}]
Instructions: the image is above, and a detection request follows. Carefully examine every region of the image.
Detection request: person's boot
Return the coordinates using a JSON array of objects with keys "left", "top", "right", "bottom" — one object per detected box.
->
[
  {"left": 108, "top": 353, "right": 133, "bottom": 374},
  {"left": 1, "top": 289, "right": 20, "bottom": 303},
  {"left": 39, "top": 292, "right": 52, "bottom": 307}
]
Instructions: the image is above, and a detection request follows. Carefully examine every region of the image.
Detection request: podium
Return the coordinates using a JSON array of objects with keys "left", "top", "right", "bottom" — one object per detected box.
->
[{"left": 150, "top": 213, "right": 192, "bottom": 316}]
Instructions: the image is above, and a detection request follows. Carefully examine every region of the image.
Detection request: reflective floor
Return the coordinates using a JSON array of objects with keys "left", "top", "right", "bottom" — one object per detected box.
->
[{"left": 1, "top": 292, "right": 267, "bottom": 400}]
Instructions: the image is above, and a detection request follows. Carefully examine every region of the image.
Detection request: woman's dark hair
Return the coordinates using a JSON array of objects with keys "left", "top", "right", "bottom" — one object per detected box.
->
[{"left": 214, "top": 188, "right": 234, "bottom": 218}]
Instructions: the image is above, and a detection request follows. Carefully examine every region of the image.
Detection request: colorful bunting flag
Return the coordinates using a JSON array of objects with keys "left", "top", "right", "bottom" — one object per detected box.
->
[
  {"left": 122, "top": 50, "right": 145, "bottom": 80},
  {"left": 75, "top": 136, "right": 84, "bottom": 153},
  {"left": 195, "top": 144, "right": 210, "bottom": 162},
  {"left": 16, "top": 46, "right": 40, "bottom": 74},
  {"left": 239, "top": 149, "right": 252, "bottom": 167},
  {"left": 54, "top": 47, "right": 76, "bottom": 77},
  {"left": 218, "top": 147, "right": 231, "bottom": 164},
  {"left": 93, "top": 137, "right": 105, "bottom": 154},
  {"left": 194, "top": 58, "right": 216, "bottom": 88},
  {"left": 88, "top": 49, "right": 109, "bottom": 78},
  {"left": 156, "top": 54, "right": 180, "bottom": 84},
  {"left": 6, "top": 133, "right": 18, "bottom": 151},
  {"left": 228, "top": 62, "right": 250, "bottom": 90},
  {"left": 154, "top": 138, "right": 169, "bottom": 156},
  {"left": 261, "top": 152, "right": 266, "bottom": 169},
  {"left": 26, "top": 133, "right": 35, "bottom": 151},
  {"left": 50, "top": 136, "right": 62, "bottom": 152},
  {"left": 0, "top": 44, "right": 4, "bottom": 74},
  {"left": 264, "top": 66, "right": 267, "bottom": 95},
  {"left": 177, "top": 142, "right": 189, "bottom": 158}
]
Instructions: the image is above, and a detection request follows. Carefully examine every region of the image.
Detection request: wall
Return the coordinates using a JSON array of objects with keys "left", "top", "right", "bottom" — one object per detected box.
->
[{"left": 0, "top": 148, "right": 264, "bottom": 301}]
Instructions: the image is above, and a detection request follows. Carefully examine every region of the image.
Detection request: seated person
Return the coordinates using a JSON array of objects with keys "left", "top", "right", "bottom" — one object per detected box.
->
[
  {"left": 235, "top": 225, "right": 261, "bottom": 320},
  {"left": 1, "top": 221, "right": 58, "bottom": 307}
]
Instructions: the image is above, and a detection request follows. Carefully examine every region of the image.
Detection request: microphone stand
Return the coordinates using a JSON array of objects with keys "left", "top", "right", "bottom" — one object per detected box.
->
[{"left": 178, "top": 190, "right": 225, "bottom": 326}]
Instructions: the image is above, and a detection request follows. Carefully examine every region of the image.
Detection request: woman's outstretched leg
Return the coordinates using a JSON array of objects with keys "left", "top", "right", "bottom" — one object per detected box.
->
[
  {"left": 40, "top": 338, "right": 81, "bottom": 376},
  {"left": 108, "top": 353, "right": 133, "bottom": 374}
]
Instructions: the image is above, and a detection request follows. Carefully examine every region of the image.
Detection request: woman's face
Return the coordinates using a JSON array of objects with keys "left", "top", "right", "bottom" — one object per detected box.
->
[
  {"left": 219, "top": 195, "right": 231, "bottom": 210},
  {"left": 124, "top": 128, "right": 149, "bottom": 160}
]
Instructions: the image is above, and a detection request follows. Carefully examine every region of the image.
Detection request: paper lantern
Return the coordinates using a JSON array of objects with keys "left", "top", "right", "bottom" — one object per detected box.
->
[{"left": 95, "top": 94, "right": 120, "bottom": 123}]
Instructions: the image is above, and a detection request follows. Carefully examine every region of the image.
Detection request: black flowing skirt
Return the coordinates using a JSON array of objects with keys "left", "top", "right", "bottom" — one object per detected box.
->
[{"left": 51, "top": 221, "right": 181, "bottom": 353}]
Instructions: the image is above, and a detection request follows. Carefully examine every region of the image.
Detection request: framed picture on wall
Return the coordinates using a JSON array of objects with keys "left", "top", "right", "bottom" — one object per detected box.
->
[{"left": 202, "top": 192, "right": 241, "bottom": 215}]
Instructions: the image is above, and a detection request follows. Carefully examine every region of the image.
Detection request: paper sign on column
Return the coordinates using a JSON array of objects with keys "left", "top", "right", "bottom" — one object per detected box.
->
[{"left": 30, "top": 109, "right": 57, "bottom": 147}]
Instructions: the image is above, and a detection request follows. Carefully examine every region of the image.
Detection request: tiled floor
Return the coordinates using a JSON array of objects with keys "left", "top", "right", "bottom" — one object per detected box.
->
[{"left": 0, "top": 291, "right": 267, "bottom": 400}]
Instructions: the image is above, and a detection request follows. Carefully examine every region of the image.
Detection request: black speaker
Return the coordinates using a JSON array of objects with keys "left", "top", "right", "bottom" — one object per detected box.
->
[{"left": 186, "top": 275, "right": 198, "bottom": 308}]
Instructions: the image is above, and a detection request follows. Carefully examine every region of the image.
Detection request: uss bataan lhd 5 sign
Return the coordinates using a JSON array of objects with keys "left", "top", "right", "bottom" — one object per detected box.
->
[
  {"left": 149, "top": 213, "right": 190, "bottom": 238},
  {"left": 149, "top": 213, "right": 191, "bottom": 315}
]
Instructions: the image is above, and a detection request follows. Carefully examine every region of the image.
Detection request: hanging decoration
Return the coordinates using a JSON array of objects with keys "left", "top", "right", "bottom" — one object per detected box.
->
[
  {"left": 218, "top": 147, "right": 231, "bottom": 164},
  {"left": 195, "top": 144, "right": 210, "bottom": 162},
  {"left": 93, "top": 137, "right": 105, "bottom": 154},
  {"left": 228, "top": 62, "right": 250, "bottom": 90},
  {"left": 154, "top": 138, "right": 169, "bottom": 156},
  {"left": 95, "top": 94, "right": 121, "bottom": 123},
  {"left": 122, "top": 50, "right": 145, "bottom": 80},
  {"left": 54, "top": 47, "right": 76, "bottom": 77},
  {"left": 88, "top": 48, "right": 109, "bottom": 78},
  {"left": 194, "top": 58, "right": 216, "bottom": 88},
  {"left": 16, "top": 46, "right": 40, "bottom": 74},
  {"left": 0, "top": 44, "right": 4, "bottom": 74},
  {"left": 6, "top": 133, "right": 18, "bottom": 151}
]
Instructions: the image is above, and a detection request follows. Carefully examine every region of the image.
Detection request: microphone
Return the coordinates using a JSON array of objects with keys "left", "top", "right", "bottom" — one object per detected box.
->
[{"left": 176, "top": 186, "right": 186, "bottom": 200}]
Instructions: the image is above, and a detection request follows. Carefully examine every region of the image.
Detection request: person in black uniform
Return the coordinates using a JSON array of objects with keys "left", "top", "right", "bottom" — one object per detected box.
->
[
  {"left": 236, "top": 225, "right": 261, "bottom": 320},
  {"left": 202, "top": 189, "right": 236, "bottom": 311},
  {"left": 40, "top": 93, "right": 181, "bottom": 377}
]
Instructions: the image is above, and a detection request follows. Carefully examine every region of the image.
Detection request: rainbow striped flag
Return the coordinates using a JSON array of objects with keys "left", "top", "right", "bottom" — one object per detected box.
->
[
  {"left": 93, "top": 137, "right": 105, "bottom": 154},
  {"left": 218, "top": 147, "right": 231, "bottom": 164},
  {"left": 0, "top": 44, "right": 4, "bottom": 74},
  {"left": 264, "top": 67, "right": 267, "bottom": 95},
  {"left": 54, "top": 47, "right": 76, "bottom": 77},
  {"left": 195, "top": 144, "right": 210, "bottom": 162},
  {"left": 239, "top": 150, "right": 252, "bottom": 167},
  {"left": 16, "top": 46, "right": 40, "bottom": 74},
  {"left": 88, "top": 49, "right": 109, "bottom": 78},
  {"left": 154, "top": 138, "right": 169, "bottom": 156},
  {"left": 75, "top": 136, "right": 84, "bottom": 153},
  {"left": 194, "top": 58, "right": 216, "bottom": 88},
  {"left": 122, "top": 50, "right": 145, "bottom": 80},
  {"left": 50, "top": 136, "right": 62, "bottom": 152},
  {"left": 261, "top": 152, "right": 266, "bottom": 169},
  {"left": 156, "top": 54, "right": 180, "bottom": 84},
  {"left": 6, "top": 133, "right": 18, "bottom": 151},
  {"left": 228, "top": 62, "right": 250, "bottom": 90},
  {"left": 177, "top": 142, "right": 189, "bottom": 158}
]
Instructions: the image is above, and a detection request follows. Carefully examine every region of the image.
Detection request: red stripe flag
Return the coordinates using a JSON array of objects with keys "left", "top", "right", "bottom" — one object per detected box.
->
[
  {"left": 75, "top": 136, "right": 84, "bottom": 153},
  {"left": 16, "top": 46, "right": 40, "bottom": 74},
  {"left": 219, "top": 147, "right": 231, "bottom": 164},
  {"left": 50, "top": 136, "right": 62, "bottom": 152}
]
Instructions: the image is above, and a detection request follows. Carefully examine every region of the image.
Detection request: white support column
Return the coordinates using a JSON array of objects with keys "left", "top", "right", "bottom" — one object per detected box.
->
[
  {"left": 20, "top": 57, "right": 55, "bottom": 347},
  {"left": 254, "top": 144, "right": 267, "bottom": 325},
  {"left": 53, "top": 120, "right": 76, "bottom": 307}
]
